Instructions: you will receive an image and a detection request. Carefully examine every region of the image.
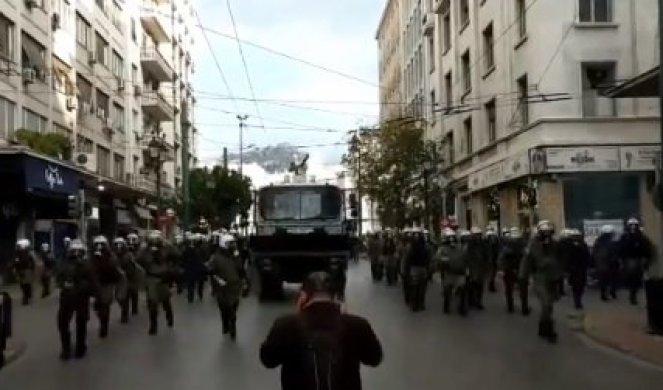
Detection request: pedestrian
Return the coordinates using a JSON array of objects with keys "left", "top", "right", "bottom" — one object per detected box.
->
[
  {"left": 37, "top": 242, "right": 56, "bottom": 298},
  {"left": 519, "top": 220, "right": 563, "bottom": 343},
  {"left": 404, "top": 229, "right": 432, "bottom": 312},
  {"left": 436, "top": 229, "right": 468, "bottom": 316},
  {"left": 90, "top": 236, "right": 122, "bottom": 339},
  {"left": 137, "top": 231, "right": 177, "bottom": 335},
  {"left": 559, "top": 229, "right": 590, "bottom": 310},
  {"left": 260, "top": 271, "right": 383, "bottom": 390},
  {"left": 56, "top": 239, "right": 95, "bottom": 360},
  {"left": 208, "top": 234, "right": 243, "bottom": 340},
  {"left": 485, "top": 227, "right": 500, "bottom": 293},
  {"left": 113, "top": 237, "right": 143, "bottom": 323},
  {"left": 498, "top": 227, "right": 530, "bottom": 315},
  {"left": 12, "top": 239, "right": 36, "bottom": 305},
  {"left": 466, "top": 227, "right": 489, "bottom": 310},
  {"left": 593, "top": 225, "right": 620, "bottom": 301},
  {"left": 618, "top": 218, "right": 654, "bottom": 305}
]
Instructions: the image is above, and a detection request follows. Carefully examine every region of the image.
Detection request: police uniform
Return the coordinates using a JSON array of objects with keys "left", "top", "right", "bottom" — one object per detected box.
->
[
  {"left": 437, "top": 229, "right": 468, "bottom": 315},
  {"left": 208, "top": 234, "right": 243, "bottom": 339},
  {"left": 90, "top": 236, "right": 122, "bottom": 338},
  {"left": 498, "top": 228, "right": 530, "bottom": 315},
  {"left": 13, "top": 239, "right": 37, "bottom": 305}
]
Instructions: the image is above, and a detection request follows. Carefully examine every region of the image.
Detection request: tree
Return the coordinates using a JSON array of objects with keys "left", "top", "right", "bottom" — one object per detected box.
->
[
  {"left": 14, "top": 129, "right": 72, "bottom": 160},
  {"left": 188, "top": 166, "right": 252, "bottom": 230}
]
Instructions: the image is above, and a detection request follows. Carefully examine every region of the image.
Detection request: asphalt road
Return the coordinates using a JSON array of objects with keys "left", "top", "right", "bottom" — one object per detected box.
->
[{"left": 1, "top": 260, "right": 663, "bottom": 390}]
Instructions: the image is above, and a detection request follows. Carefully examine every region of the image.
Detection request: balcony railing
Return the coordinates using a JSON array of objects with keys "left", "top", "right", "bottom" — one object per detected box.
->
[
  {"left": 141, "top": 91, "right": 174, "bottom": 121},
  {"left": 140, "top": 48, "right": 174, "bottom": 82}
]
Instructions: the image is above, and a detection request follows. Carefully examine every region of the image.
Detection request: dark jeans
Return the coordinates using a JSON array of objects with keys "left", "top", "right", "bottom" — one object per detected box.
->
[
  {"left": 119, "top": 288, "right": 139, "bottom": 322},
  {"left": 217, "top": 300, "right": 239, "bottom": 337},
  {"left": 41, "top": 276, "right": 51, "bottom": 297},
  {"left": 468, "top": 279, "right": 485, "bottom": 309},
  {"left": 186, "top": 277, "right": 205, "bottom": 303},
  {"left": 94, "top": 302, "right": 111, "bottom": 338},
  {"left": 624, "top": 270, "right": 643, "bottom": 305},
  {"left": 599, "top": 269, "right": 619, "bottom": 300},
  {"left": 20, "top": 283, "right": 33, "bottom": 305},
  {"left": 569, "top": 273, "right": 586, "bottom": 309},
  {"left": 443, "top": 284, "right": 467, "bottom": 315},
  {"left": 148, "top": 298, "right": 173, "bottom": 334},
  {"left": 57, "top": 294, "right": 90, "bottom": 356}
]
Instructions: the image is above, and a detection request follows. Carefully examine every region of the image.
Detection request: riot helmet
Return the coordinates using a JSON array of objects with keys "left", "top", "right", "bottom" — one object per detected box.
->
[
  {"left": 626, "top": 218, "right": 640, "bottom": 234},
  {"left": 67, "top": 239, "right": 87, "bottom": 261},
  {"left": 113, "top": 237, "right": 127, "bottom": 253},
  {"left": 92, "top": 235, "right": 110, "bottom": 256},
  {"left": 16, "top": 238, "right": 31, "bottom": 251}
]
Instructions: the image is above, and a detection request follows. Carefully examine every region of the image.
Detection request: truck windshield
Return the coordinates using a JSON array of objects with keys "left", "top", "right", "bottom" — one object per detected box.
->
[{"left": 259, "top": 186, "right": 342, "bottom": 221}]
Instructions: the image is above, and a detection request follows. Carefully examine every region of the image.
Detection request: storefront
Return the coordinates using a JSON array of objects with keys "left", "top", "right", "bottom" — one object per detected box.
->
[{"left": 0, "top": 151, "right": 80, "bottom": 268}]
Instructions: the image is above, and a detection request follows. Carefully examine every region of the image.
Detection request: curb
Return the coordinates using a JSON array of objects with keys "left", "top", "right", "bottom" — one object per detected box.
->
[
  {"left": 581, "top": 314, "right": 663, "bottom": 369},
  {"left": 1, "top": 341, "right": 27, "bottom": 370}
]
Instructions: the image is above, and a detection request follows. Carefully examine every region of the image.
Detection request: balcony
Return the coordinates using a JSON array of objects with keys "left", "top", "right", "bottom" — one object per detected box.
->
[
  {"left": 141, "top": 2, "right": 170, "bottom": 43},
  {"left": 141, "top": 91, "right": 174, "bottom": 121},
  {"left": 141, "top": 48, "right": 174, "bottom": 82}
]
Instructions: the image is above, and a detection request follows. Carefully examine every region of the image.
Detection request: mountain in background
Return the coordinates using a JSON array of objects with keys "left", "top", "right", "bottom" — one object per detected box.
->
[{"left": 227, "top": 143, "right": 307, "bottom": 174}]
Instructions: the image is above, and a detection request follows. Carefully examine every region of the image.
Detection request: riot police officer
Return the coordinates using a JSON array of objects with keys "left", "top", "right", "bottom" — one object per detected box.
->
[
  {"left": 437, "top": 229, "right": 467, "bottom": 316},
  {"left": 498, "top": 227, "right": 530, "bottom": 315},
  {"left": 485, "top": 228, "right": 500, "bottom": 293},
  {"left": 91, "top": 236, "right": 122, "bottom": 339},
  {"left": 520, "top": 220, "right": 563, "bottom": 343},
  {"left": 138, "top": 231, "right": 176, "bottom": 335},
  {"left": 559, "top": 229, "right": 590, "bottom": 310},
  {"left": 37, "top": 242, "right": 56, "bottom": 298},
  {"left": 113, "top": 237, "right": 142, "bottom": 323},
  {"left": 13, "top": 239, "right": 36, "bottom": 305},
  {"left": 208, "top": 234, "right": 244, "bottom": 340},
  {"left": 466, "top": 227, "right": 489, "bottom": 310},
  {"left": 618, "top": 218, "right": 654, "bottom": 305},
  {"left": 182, "top": 233, "right": 207, "bottom": 303},
  {"left": 404, "top": 228, "right": 432, "bottom": 312},
  {"left": 593, "top": 225, "right": 620, "bottom": 301},
  {"left": 127, "top": 232, "right": 142, "bottom": 253},
  {"left": 383, "top": 230, "right": 399, "bottom": 286},
  {"left": 56, "top": 239, "right": 95, "bottom": 360}
]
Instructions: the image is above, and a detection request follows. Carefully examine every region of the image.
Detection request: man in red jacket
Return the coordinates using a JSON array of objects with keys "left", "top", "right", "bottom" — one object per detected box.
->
[{"left": 260, "top": 272, "right": 383, "bottom": 390}]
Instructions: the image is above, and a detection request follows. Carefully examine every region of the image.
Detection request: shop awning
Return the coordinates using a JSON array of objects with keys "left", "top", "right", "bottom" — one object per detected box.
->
[
  {"left": 603, "top": 66, "right": 659, "bottom": 98},
  {"left": 0, "top": 151, "right": 80, "bottom": 196}
]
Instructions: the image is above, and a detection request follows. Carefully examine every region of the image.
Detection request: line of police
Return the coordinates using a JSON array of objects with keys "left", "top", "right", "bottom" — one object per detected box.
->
[
  {"left": 11, "top": 229, "right": 249, "bottom": 360},
  {"left": 366, "top": 217, "right": 657, "bottom": 343}
]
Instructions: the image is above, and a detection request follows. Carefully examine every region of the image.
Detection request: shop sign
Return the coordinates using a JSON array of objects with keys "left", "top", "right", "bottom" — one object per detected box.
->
[
  {"left": 23, "top": 156, "right": 79, "bottom": 195},
  {"left": 582, "top": 219, "right": 624, "bottom": 247},
  {"left": 620, "top": 145, "right": 660, "bottom": 171},
  {"left": 541, "top": 146, "right": 620, "bottom": 173},
  {"left": 503, "top": 151, "right": 531, "bottom": 181}
]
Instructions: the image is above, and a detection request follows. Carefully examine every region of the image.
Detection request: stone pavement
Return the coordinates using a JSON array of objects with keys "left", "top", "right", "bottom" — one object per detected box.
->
[{"left": 580, "top": 298, "right": 663, "bottom": 367}]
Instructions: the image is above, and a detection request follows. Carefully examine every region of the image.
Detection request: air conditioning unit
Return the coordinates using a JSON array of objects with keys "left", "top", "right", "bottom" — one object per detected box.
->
[
  {"left": 66, "top": 96, "right": 77, "bottom": 111},
  {"left": 75, "top": 152, "right": 97, "bottom": 173},
  {"left": 117, "top": 78, "right": 126, "bottom": 93},
  {"left": 133, "top": 85, "right": 142, "bottom": 97},
  {"left": 88, "top": 51, "right": 97, "bottom": 66},
  {"left": 24, "top": 0, "right": 39, "bottom": 10},
  {"left": 52, "top": 13, "right": 61, "bottom": 31},
  {"left": 22, "top": 68, "right": 36, "bottom": 84}
]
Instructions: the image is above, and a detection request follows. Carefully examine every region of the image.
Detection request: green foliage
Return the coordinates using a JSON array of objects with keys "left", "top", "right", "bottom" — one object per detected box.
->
[
  {"left": 188, "top": 166, "right": 252, "bottom": 230},
  {"left": 14, "top": 129, "right": 72, "bottom": 160}
]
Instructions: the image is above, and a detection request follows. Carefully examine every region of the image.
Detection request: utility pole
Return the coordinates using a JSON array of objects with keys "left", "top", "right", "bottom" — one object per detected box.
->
[
  {"left": 181, "top": 103, "right": 191, "bottom": 231},
  {"left": 223, "top": 147, "right": 228, "bottom": 170},
  {"left": 237, "top": 115, "right": 248, "bottom": 176}
]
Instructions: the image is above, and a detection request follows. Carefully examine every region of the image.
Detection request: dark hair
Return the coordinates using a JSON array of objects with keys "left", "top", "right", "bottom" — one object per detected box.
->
[{"left": 302, "top": 271, "right": 335, "bottom": 296}]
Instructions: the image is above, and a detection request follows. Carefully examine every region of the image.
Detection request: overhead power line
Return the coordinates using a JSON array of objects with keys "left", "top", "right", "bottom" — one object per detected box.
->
[{"left": 224, "top": 0, "right": 265, "bottom": 128}]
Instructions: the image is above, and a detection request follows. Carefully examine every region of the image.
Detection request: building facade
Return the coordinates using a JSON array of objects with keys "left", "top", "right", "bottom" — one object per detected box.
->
[
  {"left": 376, "top": 0, "right": 403, "bottom": 122},
  {"left": 0, "top": 0, "right": 197, "bottom": 262},
  {"left": 378, "top": 0, "right": 661, "bottom": 240}
]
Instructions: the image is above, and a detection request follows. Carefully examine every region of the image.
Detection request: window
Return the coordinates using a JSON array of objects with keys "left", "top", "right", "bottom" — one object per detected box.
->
[
  {"left": 483, "top": 23, "right": 494, "bottom": 72},
  {"left": 130, "top": 18, "right": 137, "bottom": 43},
  {"left": 517, "top": 74, "right": 529, "bottom": 127},
  {"left": 516, "top": 0, "right": 527, "bottom": 38},
  {"left": 111, "top": 50, "right": 123, "bottom": 78},
  {"left": 429, "top": 90, "right": 436, "bottom": 119},
  {"left": 112, "top": 103, "right": 125, "bottom": 131},
  {"left": 444, "top": 71, "right": 452, "bottom": 107},
  {"left": 21, "top": 32, "right": 46, "bottom": 74},
  {"left": 485, "top": 100, "right": 496, "bottom": 143},
  {"left": 75, "top": 13, "right": 91, "bottom": 48},
  {"left": 460, "top": 0, "right": 470, "bottom": 29},
  {"left": 427, "top": 35, "right": 435, "bottom": 72},
  {"left": 444, "top": 131, "right": 455, "bottom": 164},
  {"left": 0, "top": 13, "right": 15, "bottom": 60},
  {"left": 0, "top": 96, "right": 16, "bottom": 139},
  {"left": 461, "top": 50, "right": 471, "bottom": 93},
  {"left": 96, "top": 89, "right": 109, "bottom": 118},
  {"left": 132, "top": 110, "right": 139, "bottom": 132},
  {"left": 76, "top": 135, "right": 94, "bottom": 153},
  {"left": 22, "top": 108, "right": 47, "bottom": 132},
  {"left": 113, "top": 153, "right": 125, "bottom": 181},
  {"left": 76, "top": 74, "right": 92, "bottom": 105},
  {"left": 52, "top": 56, "right": 74, "bottom": 95},
  {"left": 582, "top": 62, "right": 616, "bottom": 117},
  {"left": 95, "top": 0, "right": 106, "bottom": 14},
  {"left": 95, "top": 32, "right": 109, "bottom": 67},
  {"left": 111, "top": 0, "right": 123, "bottom": 32},
  {"left": 131, "top": 64, "right": 138, "bottom": 85},
  {"left": 463, "top": 117, "right": 473, "bottom": 154},
  {"left": 97, "top": 145, "right": 111, "bottom": 177},
  {"left": 442, "top": 12, "right": 451, "bottom": 53},
  {"left": 579, "top": 0, "right": 611, "bottom": 22}
]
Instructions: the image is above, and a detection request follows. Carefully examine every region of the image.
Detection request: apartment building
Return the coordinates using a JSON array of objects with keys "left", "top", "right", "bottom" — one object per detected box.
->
[
  {"left": 378, "top": 0, "right": 661, "bottom": 239},
  {"left": 376, "top": 0, "right": 403, "bottom": 122},
  {"left": 0, "top": 0, "right": 197, "bottom": 260}
]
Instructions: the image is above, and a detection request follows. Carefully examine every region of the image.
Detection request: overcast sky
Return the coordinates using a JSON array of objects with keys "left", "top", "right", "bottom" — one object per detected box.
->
[{"left": 193, "top": 0, "right": 384, "bottom": 167}]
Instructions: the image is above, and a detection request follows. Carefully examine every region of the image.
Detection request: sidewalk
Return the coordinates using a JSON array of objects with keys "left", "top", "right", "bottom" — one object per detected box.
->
[{"left": 578, "top": 299, "right": 663, "bottom": 367}]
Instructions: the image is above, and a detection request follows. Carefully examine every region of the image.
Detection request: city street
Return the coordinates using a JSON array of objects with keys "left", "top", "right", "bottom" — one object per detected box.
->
[{"left": 1, "top": 260, "right": 663, "bottom": 390}]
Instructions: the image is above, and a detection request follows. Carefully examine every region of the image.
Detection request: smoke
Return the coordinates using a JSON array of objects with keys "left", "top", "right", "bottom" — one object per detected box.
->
[{"left": 229, "top": 161, "right": 345, "bottom": 188}]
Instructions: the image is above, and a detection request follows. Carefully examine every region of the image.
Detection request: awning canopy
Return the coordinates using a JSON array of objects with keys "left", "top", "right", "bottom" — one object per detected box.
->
[
  {"left": 603, "top": 66, "right": 659, "bottom": 98},
  {"left": 21, "top": 34, "right": 46, "bottom": 71}
]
